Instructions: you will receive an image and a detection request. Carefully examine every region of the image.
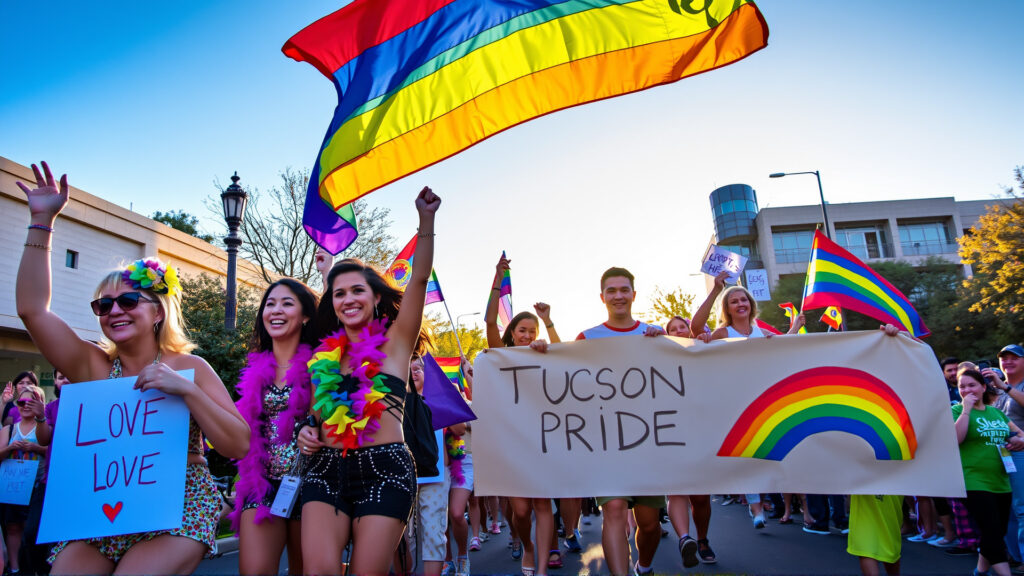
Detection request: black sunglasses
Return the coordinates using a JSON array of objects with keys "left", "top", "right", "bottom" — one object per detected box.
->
[
  {"left": 15, "top": 399, "right": 29, "bottom": 407},
  {"left": 90, "top": 292, "right": 157, "bottom": 316}
]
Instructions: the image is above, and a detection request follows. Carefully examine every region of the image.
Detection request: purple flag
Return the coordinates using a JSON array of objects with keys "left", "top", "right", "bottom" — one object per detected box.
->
[{"left": 422, "top": 353, "right": 476, "bottom": 430}]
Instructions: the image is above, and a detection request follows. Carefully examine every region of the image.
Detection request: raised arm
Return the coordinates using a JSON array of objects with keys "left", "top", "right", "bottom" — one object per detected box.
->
[
  {"left": 387, "top": 187, "right": 441, "bottom": 365},
  {"left": 688, "top": 271, "right": 728, "bottom": 338},
  {"left": 534, "top": 302, "right": 561, "bottom": 344},
  {"left": 15, "top": 162, "right": 106, "bottom": 383},
  {"left": 484, "top": 255, "right": 510, "bottom": 348}
]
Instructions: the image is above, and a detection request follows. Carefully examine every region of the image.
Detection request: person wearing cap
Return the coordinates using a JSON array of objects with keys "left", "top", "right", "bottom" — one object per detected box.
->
[{"left": 989, "top": 344, "right": 1024, "bottom": 565}]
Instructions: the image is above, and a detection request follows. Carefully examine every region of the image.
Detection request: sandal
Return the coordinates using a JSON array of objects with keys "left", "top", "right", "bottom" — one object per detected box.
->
[
  {"left": 522, "top": 568, "right": 536, "bottom": 576},
  {"left": 548, "top": 550, "right": 563, "bottom": 569}
]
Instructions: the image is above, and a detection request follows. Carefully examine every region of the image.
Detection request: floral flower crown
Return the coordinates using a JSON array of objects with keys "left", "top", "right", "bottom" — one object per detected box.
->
[{"left": 121, "top": 258, "right": 180, "bottom": 296}]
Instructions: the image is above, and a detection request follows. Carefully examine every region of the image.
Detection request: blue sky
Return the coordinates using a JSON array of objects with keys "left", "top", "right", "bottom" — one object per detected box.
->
[{"left": 2, "top": 1, "right": 1022, "bottom": 337}]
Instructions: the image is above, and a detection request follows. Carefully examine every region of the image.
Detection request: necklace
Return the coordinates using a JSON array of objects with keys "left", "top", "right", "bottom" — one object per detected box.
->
[{"left": 308, "top": 319, "right": 391, "bottom": 453}]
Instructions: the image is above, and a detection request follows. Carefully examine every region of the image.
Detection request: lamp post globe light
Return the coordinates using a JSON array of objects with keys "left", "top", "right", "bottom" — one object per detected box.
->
[
  {"left": 769, "top": 170, "right": 832, "bottom": 239},
  {"left": 220, "top": 172, "right": 249, "bottom": 330},
  {"left": 456, "top": 312, "right": 481, "bottom": 333}
]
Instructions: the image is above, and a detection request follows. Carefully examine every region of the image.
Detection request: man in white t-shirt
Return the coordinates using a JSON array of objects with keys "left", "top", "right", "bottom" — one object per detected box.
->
[{"left": 576, "top": 267, "right": 668, "bottom": 576}]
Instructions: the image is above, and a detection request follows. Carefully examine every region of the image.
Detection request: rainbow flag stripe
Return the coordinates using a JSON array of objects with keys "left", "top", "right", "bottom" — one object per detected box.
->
[
  {"left": 802, "top": 231, "right": 928, "bottom": 337},
  {"left": 718, "top": 366, "right": 917, "bottom": 461},
  {"left": 285, "top": 0, "right": 769, "bottom": 240},
  {"left": 498, "top": 251, "right": 512, "bottom": 297},
  {"left": 426, "top": 270, "right": 444, "bottom": 305},
  {"left": 386, "top": 235, "right": 418, "bottom": 289},
  {"left": 435, "top": 356, "right": 467, "bottom": 391},
  {"left": 304, "top": 193, "right": 358, "bottom": 255}
]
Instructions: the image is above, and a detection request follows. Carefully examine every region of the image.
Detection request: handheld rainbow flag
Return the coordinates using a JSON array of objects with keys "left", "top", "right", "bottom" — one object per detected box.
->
[
  {"left": 802, "top": 231, "right": 928, "bottom": 337},
  {"left": 386, "top": 234, "right": 445, "bottom": 305},
  {"left": 778, "top": 302, "right": 806, "bottom": 334},
  {"left": 755, "top": 318, "right": 782, "bottom": 336},
  {"left": 285, "top": 0, "right": 768, "bottom": 252},
  {"left": 821, "top": 306, "right": 843, "bottom": 331}
]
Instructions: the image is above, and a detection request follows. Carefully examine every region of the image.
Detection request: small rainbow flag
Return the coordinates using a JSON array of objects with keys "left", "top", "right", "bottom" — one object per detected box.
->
[
  {"left": 820, "top": 306, "right": 843, "bottom": 331},
  {"left": 496, "top": 251, "right": 513, "bottom": 331},
  {"left": 435, "top": 356, "right": 468, "bottom": 394},
  {"left": 755, "top": 318, "right": 781, "bottom": 336},
  {"left": 284, "top": 0, "right": 768, "bottom": 252},
  {"left": 778, "top": 302, "right": 806, "bottom": 334},
  {"left": 802, "top": 231, "right": 928, "bottom": 337},
  {"left": 425, "top": 270, "right": 444, "bottom": 305},
  {"left": 386, "top": 234, "right": 443, "bottom": 305}
]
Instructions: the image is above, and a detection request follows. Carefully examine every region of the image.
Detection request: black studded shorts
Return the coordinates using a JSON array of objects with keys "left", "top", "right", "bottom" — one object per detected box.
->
[{"left": 300, "top": 442, "right": 416, "bottom": 523}]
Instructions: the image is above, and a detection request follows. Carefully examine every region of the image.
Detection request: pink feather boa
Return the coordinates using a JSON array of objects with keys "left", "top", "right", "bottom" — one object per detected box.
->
[{"left": 228, "top": 344, "right": 312, "bottom": 531}]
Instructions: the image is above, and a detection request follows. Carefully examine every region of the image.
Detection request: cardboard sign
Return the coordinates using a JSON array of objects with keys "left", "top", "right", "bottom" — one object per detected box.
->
[
  {"left": 473, "top": 332, "right": 965, "bottom": 498},
  {"left": 38, "top": 372, "right": 192, "bottom": 543},
  {"left": 0, "top": 459, "right": 39, "bottom": 505},
  {"left": 700, "top": 245, "right": 747, "bottom": 282},
  {"left": 745, "top": 269, "right": 771, "bottom": 301}
]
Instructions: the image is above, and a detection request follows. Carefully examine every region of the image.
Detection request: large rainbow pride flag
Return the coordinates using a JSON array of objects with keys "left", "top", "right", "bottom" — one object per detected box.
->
[
  {"left": 285, "top": 0, "right": 769, "bottom": 252},
  {"left": 802, "top": 231, "right": 929, "bottom": 338}
]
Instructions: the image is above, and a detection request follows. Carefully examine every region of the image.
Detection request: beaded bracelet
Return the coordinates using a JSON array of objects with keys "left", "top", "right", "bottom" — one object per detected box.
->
[
  {"left": 28, "top": 224, "right": 53, "bottom": 233},
  {"left": 24, "top": 242, "right": 50, "bottom": 251}
]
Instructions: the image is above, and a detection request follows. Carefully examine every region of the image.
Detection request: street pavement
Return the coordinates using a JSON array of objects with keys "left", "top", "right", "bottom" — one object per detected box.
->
[{"left": 198, "top": 497, "right": 980, "bottom": 574}]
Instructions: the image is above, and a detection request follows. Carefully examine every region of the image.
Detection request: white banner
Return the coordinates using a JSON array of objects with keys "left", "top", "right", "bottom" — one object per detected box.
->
[{"left": 473, "top": 331, "right": 965, "bottom": 498}]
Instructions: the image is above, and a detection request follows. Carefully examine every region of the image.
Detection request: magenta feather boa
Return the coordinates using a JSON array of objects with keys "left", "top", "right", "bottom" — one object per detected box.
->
[{"left": 228, "top": 344, "right": 312, "bottom": 531}]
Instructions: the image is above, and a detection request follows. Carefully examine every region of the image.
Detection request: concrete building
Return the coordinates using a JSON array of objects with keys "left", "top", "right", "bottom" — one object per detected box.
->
[
  {"left": 709, "top": 183, "right": 999, "bottom": 291},
  {"left": 0, "top": 156, "right": 266, "bottom": 392}
]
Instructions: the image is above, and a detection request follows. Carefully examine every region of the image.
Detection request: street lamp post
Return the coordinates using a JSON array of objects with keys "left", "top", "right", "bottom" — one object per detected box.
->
[
  {"left": 456, "top": 312, "right": 481, "bottom": 334},
  {"left": 769, "top": 171, "right": 832, "bottom": 239},
  {"left": 220, "top": 172, "right": 249, "bottom": 331}
]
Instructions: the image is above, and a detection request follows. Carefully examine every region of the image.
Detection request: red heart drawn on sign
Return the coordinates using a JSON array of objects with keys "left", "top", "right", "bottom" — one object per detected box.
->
[{"left": 102, "top": 502, "right": 123, "bottom": 523}]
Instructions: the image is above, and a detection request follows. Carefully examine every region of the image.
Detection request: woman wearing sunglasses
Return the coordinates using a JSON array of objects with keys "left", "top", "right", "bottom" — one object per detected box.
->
[
  {"left": 16, "top": 162, "right": 249, "bottom": 574},
  {"left": 0, "top": 384, "right": 49, "bottom": 575}
]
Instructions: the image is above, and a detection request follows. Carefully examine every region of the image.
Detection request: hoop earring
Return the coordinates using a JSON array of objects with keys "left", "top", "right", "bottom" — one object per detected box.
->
[{"left": 153, "top": 321, "right": 161, "bottom": 335}]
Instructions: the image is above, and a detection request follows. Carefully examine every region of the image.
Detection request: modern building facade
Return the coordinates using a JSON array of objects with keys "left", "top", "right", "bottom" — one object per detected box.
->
[
  {"left": 709, "top": 183, "right": 998, "bottom": 290},
  {"left": 0, "top": 156, "right": 266, "bottom": 392}
]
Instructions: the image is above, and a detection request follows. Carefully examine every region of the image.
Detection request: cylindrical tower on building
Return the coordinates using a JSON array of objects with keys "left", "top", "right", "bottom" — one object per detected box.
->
[{"left": 709, "top": 184, "right": 761, "bottom": 267}]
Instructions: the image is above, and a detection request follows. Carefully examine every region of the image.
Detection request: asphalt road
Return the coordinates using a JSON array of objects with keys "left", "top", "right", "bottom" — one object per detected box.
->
[{"left": 198, "top": 497, "right": 980, "bottom": 574}]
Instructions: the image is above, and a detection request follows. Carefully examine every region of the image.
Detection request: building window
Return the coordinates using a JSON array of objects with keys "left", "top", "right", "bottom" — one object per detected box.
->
[
  {"left": 899, "top": 221, "right": 956, "bottom": 256},
  {"left": 66, "top": 250, "right": 79, "bottom": 269},
  {"left": 772, "top": 229, "right": 815, "bottom": 264},
  {"left": 835, "top": 225, "right": 891, "bottom": 260}
]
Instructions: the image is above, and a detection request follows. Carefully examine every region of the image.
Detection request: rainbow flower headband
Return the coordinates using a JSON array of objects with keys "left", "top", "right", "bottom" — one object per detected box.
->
[{"left": 122, "top": 258, "right": 180, "bottom": 296}]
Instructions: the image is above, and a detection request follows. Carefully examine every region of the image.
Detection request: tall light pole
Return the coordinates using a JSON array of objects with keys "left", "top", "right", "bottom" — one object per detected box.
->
[
  {"left": 456, "top": 312, "right": 481, "bottom": 333},
  {"left": 220, "top": 172, "right": 249, "bottom": 330},
  {"left": 769, "top": 171, "right": 831, "bottom": 239}
]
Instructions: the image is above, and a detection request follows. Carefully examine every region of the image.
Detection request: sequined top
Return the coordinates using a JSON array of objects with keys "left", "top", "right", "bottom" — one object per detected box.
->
[
  {"left": 263, "top": 384, "right": 298, "bottom": 479},
  {"left": 110, "top": 357, "right": 204, "bottom": 456}
]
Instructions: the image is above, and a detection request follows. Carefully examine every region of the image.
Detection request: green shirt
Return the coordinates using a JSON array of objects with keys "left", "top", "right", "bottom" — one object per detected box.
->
[{"left": 952, "top": 403, "right": 1012, "bottom": 493}]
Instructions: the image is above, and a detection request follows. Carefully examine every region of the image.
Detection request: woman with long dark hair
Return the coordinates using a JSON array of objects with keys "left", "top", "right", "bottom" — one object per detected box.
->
[
  {"left": 484, "top": 254, "right": 560, "bottom": 576},
  {"left": 296, "top": 187, "right": 441, "bottom": 576},
  {"left": 231, "top": 278, "right": 319, "bottom": 576}
]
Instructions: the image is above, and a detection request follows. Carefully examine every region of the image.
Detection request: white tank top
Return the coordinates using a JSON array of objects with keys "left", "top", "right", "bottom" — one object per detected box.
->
[
  {"left": 726, "top": 325, "right": 765, "bottom": 339},
  {"left": 10, "top": 421, "right": 39, "bottom": 460}
]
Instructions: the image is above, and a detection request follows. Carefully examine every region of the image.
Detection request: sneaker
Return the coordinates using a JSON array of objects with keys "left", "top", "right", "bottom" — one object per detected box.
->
[
  {"left": 753, "top": 513, "right": 766, "bottom": 530},
  {"left": 478, "top": 531, "right": 489, "bottom": 542},
  {"left": 469, "top": 537, "right": 481, "bottom": 551},
  {"left": 678, "top": 535, "right": 699, "bottom": 568},
  {"left": 634, "top": 562, "right": 653, "bottom": 575},
  {"left": 511, "top": 540, "right": 523, "bottom": 560},
  {"left": 697, "top": 539, "right": 717, "bottom": 564},
  {"left": 906, "top": 532, "right": 936, "bottom": 542},
  {"left": 490, "top": 522, "right": 501, "bottom": 534},
  {"left": 441, "top": 560, "right": 455, "bottom": 576},
  {"left": 564, "top": 535, "right": 583, "bottom": 553},
  {"left": 802, "top": 524, "right": 830, "bottom": 535},
  {"left": 720, "top": 496, "right": 735, "bottom": 506},
  {"left": 574, "top": 528, "right": 582, "bottom": 542},
  {"left": 455, "top": 557, "right": 470, "bottom": 576},
  {"left": 929, "top": 537, "right": 959, "bottom": 548}
]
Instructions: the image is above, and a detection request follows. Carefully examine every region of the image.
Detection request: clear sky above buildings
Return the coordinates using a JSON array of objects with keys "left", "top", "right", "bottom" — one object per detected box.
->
[{"left": 2, "top": 1, "right": 1022, "bottom": 337}]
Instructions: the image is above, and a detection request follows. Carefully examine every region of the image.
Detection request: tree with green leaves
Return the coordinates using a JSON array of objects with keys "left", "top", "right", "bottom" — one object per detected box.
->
[
  {"left": 958, "top": 165, "right": 1024, "bottom": 338},
  {"left": 213, "top": 168, "right": 397, "bottom": 289},
  {"left": 152, "top": 209, "right": 215, "bottom": 243},
  {"left": 644, "top": 286, "right": 696, "bottom": 325},
  {"left": 423, "top": 312, "right": 487, "bottom": 361}
]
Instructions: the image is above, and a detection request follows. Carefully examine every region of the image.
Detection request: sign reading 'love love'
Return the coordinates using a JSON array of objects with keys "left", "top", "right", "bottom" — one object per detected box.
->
[{"left": 37, "top": 372, "right": 191, "bottom": 543}]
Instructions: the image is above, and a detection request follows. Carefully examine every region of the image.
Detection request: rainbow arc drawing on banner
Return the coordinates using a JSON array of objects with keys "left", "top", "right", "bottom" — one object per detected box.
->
[
  {"left": 718, "top": 366, "right": 917, "bottom": 461},
  {"left": 284, "top": 0, "right": 769, "bottom": 252},
  {"left": 801, "top": 231, "right": 928, "bottom": 337}
]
